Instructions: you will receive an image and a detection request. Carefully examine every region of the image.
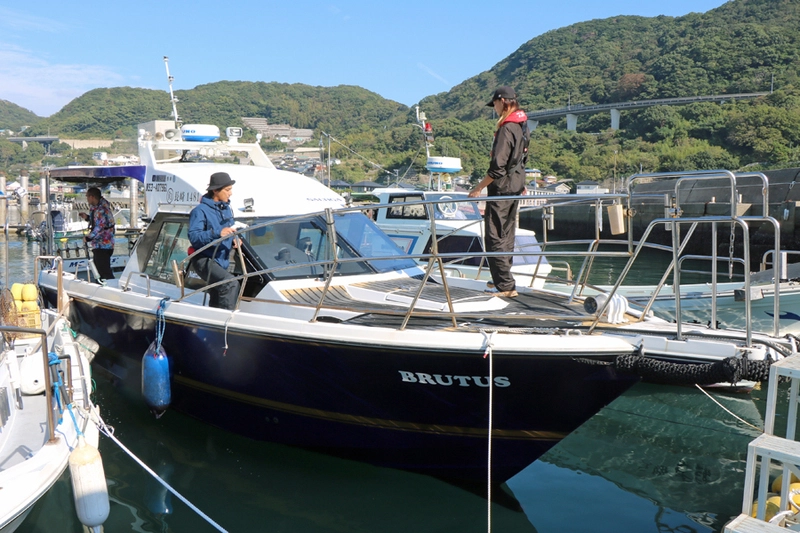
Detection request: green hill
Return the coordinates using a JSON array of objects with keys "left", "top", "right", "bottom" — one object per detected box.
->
[
  {"left": 0, "top": 100, "right": 42, "bottom": 131},
  {"left": 23, "top": 83, "right": 409, "bottom": 140},
  {"left": 421, "top": 0, "right": 800, "bottom": 120},
  {"left": 8, "top": 0, "right": 800, "bottom": 183}
]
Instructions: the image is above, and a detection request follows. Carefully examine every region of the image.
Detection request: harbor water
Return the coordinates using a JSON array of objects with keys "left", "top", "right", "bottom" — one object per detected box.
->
[{"left": 4, "top": 235, "right": 780, "bottom": 533}]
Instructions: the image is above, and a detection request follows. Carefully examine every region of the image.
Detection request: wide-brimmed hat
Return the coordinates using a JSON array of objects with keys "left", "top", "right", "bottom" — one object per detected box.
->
[
  {"left": 486, "top": 86, "right": 517, "bottom": 107},
  {"left": 207, "top": 172, "right": 236, "bottom": 191}
]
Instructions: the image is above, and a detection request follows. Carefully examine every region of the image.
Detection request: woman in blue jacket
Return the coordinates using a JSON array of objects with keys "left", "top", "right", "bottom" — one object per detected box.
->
[{"left": 188, "top": 172, "right": 239, "bottom": 309}]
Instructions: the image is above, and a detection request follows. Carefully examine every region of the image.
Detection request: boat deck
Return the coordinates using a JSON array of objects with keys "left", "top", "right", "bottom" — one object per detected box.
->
[
  {"left": 0, "top": 389, "right": 48, "bottom": 470},
  {"left": 280, "top": 278, "right": 599, "bottom": 330}
]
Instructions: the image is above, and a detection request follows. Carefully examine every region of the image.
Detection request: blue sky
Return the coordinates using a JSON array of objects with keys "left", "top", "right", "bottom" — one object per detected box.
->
[{"left": 1, "top": 0, "right": 728, "bottom": 117}]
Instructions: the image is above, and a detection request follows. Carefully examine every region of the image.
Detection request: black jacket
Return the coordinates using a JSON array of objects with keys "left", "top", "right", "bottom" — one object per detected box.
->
[{"left": 487, "top": 111, "right": 529, "bottom": 196}]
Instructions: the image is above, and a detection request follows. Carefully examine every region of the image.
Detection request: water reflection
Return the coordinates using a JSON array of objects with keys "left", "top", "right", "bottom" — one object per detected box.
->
[
  {"left": 0, "top": 233, "right": 40, "bottom": 284},
  {"left": 507, "top": 383, "right": 765, "bottom": 532}
]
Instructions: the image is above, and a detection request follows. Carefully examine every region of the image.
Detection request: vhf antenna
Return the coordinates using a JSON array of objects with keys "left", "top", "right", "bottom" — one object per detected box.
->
[{"left": 163, "top": 56, "right": 181, "bottom": 127}]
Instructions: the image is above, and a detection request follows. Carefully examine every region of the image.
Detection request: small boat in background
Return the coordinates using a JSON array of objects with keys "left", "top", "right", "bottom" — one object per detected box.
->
[
  {"left": 358, "top": 187, "right": 553, "bottom": 289},
  {"left": 22, "top": 198, "right": 86, "bottom": 243}
]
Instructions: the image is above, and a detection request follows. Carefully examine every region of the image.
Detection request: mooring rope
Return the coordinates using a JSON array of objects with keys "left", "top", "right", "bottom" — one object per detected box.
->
[
  {"left": 480, "top": 330, "right": 496, "bottom": 533},
  {"left": 694, "top": 384, "right": 764, "bottom": 432},
  {"left": 48, "top": 350, "right": 87, "bottom": 439},
  {"left": 222, "top": 310, "right": 239, "bottom": 357},
  {"left": 222, "top": 309, "right": 239, "bottom": 357},
  {"left": 90, "top": 408, "right": 228, "bottom": 533},
  {"left": 155, "top": 298, "right": 169, "bottom": 351}
]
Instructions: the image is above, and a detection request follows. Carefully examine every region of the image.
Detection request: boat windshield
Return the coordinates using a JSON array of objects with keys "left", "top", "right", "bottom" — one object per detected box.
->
[
  {"left": 426, "top": 193, "right": 483, "bottom": 221},
  {"left": 241, "top": 212, "right": 417, "bottom": 280}
]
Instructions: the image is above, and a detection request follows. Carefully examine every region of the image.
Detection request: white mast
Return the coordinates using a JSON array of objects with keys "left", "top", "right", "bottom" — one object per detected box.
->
[{"left": 163, "top": 56, "right": 181, "bottom": 127}]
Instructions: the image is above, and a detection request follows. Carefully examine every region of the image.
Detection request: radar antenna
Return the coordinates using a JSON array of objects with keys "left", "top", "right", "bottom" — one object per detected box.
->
[{"left": 163, "top": 56, "right": 181, "bottom": 127}]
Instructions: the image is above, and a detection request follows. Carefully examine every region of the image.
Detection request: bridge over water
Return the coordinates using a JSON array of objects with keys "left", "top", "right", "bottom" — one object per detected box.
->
[{"left": 527, "top": 92, "right": 769, "bottom": 131}]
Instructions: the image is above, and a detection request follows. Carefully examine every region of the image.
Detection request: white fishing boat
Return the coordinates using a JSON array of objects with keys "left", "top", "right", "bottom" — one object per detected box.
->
[
  {"left": 358, "top": 187, "right": 552, "bottom": 289},
  {"left": 37, "top": 129, "right": 800, "bottom": 485},
  {"left": 0, "top": 291, "right": 100, "bottom": 531},
  {"left": 33, "top": 64, "right": 800, "bottom": 483}
]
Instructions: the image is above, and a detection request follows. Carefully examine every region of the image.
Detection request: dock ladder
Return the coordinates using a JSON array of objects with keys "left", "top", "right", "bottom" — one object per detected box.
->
[{"left": 726, "top": 355, "right": 800, "bottom": 532}]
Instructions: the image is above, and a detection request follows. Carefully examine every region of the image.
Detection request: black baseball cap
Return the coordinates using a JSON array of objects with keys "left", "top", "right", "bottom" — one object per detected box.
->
[{"left": 486, "top": 86, "right": 517, "bottom": 107}]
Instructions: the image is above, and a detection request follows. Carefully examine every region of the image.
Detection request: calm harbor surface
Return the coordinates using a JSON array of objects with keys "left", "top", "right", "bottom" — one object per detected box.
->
[{"left": 4, "top": 235, "right": 780, "bottom": 533}]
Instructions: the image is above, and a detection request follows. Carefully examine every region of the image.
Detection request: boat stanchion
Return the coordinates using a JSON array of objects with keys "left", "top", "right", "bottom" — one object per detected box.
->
[{"left": 142, "top": 298, "right": 171, "bottom": 417}]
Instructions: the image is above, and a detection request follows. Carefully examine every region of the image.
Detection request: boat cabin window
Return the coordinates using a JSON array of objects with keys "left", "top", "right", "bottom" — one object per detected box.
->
[
  {"left": 143, "top": 221, "right": 191, "bottom": 283},
  {"left": 239, "top": 212, "right": 416, "bottom": 279},
  {"left": 386, "top": 195, "right": 427, "bottom": 220},
  {"left": 384, "top": 193, "right": 482, "bottom": 221},
  {"left": 140, "top": 212, "right": 417, "bottom": 285},
  {"left": 426, "top": 193, "right": 482, "bottom": 221}
]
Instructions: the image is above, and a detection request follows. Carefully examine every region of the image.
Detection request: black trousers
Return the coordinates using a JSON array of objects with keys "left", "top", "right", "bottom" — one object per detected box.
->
[
  {"left": 91, "top": 248, "right": 115, "bottom": 281},
  {"left": 191, "top": 256, "right": 239, "bottom": 310},
  {"left": 484, "top": 198, "right": 519, "bottom": 292}
]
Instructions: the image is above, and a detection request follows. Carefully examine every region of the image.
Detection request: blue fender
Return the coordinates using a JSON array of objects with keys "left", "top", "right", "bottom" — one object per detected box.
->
[{"left": 142, "top": 342, "right": 171, "bottom": 418}]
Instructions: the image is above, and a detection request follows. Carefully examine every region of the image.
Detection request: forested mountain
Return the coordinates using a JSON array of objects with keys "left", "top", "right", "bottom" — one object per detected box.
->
[
  {"left": 417, "top": 0, "right": 800, "bottom": 181},
  {"left": 0, "top": 100, "right": 41, "bottom": 131},
  {"left": 5, "top": 0, "right": 800, "bottom": 184},
  {"left": 422, "top": 0, "right": 800, "bottom": 120},
  {"left": 21, "top": 83, "right": 409, "bottom": 140}
]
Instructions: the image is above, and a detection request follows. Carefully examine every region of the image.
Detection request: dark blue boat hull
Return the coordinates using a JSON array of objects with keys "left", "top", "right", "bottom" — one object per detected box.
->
[{"left": 46, "top": 289, "right": 639, "bottom": 481}]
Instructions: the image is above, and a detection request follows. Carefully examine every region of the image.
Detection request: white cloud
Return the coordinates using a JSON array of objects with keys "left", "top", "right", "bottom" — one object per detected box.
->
[
  {"left": 0, "top": 43, "right": 123, "bottom": 116},
  {"left": 0, "top": 7, "right": 67, "bottom": 33},
  {"left": 417, "top": 63, "right": 449, "bottom": 86}
]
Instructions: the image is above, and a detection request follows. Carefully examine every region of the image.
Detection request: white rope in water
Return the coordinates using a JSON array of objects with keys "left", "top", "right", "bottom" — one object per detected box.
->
[
  {"left": 481, "top": 330, "right": 496, "bottom": 533},
  {"left": 88, "top": 408, "right": 229, "bottom": 532},
  {"left": 694, "top": 384, "right": 764, "bottom": 432}
]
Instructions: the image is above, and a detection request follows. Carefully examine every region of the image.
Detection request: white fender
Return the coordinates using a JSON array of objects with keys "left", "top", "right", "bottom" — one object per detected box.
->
[{"left": 70, "top": 437, "right": 110, "bottom": 529}]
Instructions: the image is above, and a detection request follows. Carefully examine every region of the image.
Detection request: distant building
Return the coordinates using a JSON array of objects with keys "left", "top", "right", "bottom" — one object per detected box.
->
[
  {"left": 522, "top": 182, "right": 570, "bottom": 207},
  {"left": 320, "top": 179, "right": 351, "bottom": 189},
  {"left": 351, "top": 180, "right": 383, "bottom": 193},
  {"left": 241, "top": 117, "right": 314, "bottom": 144},
  {"left": 107, "top": 154, "right": 139, "bottom": 165},
  {"left": 575, "top": 180, "right": 608, "bottom": 194},
  {"left": 525, "top": 168, "right": 542, "bottom": 180}
]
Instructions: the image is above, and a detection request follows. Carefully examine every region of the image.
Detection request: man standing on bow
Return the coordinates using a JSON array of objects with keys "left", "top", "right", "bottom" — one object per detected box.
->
[{"left": 188, "top": 172, "right": 239, "bottom": 310}]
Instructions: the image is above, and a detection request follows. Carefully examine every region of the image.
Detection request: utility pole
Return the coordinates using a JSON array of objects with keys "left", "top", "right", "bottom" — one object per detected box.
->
[{"left": 613, "top": 150, "right": 618, "bottom": 193}]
